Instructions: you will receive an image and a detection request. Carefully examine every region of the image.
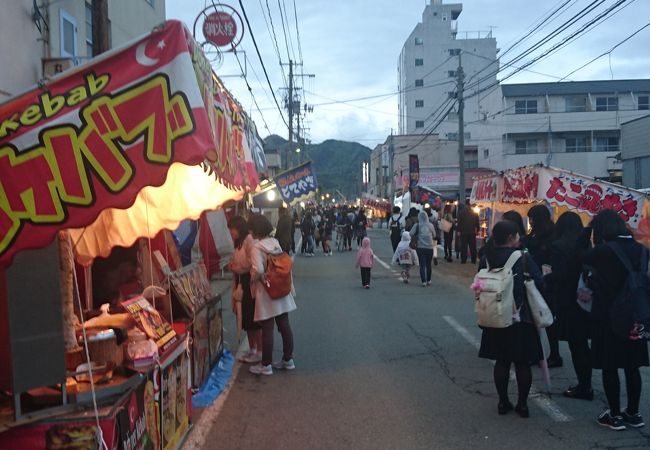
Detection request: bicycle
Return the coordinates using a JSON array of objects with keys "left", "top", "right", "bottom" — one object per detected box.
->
[{"left": 335, "top": 225, "right": 346, "bottom": 252}]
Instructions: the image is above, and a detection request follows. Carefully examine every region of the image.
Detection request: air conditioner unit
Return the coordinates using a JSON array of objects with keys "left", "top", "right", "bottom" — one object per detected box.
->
[{"left": 42, "top": 58, "right": 73, "bottom": 78}]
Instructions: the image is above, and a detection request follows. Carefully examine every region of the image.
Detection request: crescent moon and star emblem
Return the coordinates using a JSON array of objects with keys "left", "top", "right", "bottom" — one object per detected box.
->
[{"left": 135, "top": 39, "right": 166, "bottom": 66}]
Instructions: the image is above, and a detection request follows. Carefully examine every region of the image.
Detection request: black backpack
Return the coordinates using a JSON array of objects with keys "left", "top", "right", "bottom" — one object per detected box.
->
[
  {"left": 390, "top": 214, "right": 402, "bottom": 237},
  {"left": 607, "top": 242, "right": 650, "bottom": 341}
]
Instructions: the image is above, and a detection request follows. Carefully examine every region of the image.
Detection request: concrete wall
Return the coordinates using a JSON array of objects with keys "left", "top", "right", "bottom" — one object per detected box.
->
[
  {"left": 623, "top": 157, "right": 650, "bottom": 189},
  {"left": 0, "top": 0, "right": 43, "bottom": 99},
  {"left": 108, "top": 0, "right": 166, "bottom": 47},
  {"left": 621, "top": 115, "right": 650, "bottom": 160}
]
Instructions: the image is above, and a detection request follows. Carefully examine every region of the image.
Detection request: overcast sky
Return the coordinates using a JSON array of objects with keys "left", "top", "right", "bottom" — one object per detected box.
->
[{"left": 166, "top": 0, "right": 650, "bottom": 148}]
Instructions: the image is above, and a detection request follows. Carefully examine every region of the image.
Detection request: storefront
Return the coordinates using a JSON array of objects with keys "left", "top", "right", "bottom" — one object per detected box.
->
[
  {"left": 470, "top": 165, "right": 650, "bottom": 247},
  {"left": 0, "top": 20, "right": 262, "bottom": 449}
]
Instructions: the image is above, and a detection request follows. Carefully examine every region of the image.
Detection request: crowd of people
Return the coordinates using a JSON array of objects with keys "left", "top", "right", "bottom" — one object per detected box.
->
[{"left": 475, "top": 206, "right": 649, "bottom": 431}]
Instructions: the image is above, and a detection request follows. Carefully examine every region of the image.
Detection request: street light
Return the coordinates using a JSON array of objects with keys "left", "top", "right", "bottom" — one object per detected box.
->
[{"left": 295, "top": 147, "right": 301, "bottom": 153}]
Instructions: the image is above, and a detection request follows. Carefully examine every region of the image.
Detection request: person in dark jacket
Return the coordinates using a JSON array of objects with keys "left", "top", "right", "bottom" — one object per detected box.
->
[
  {"left": 276, "top": 207, "right": 294, "bottom": 254},
  {"left": 583, "top": 209, "right": 649, "bottom": 430},
  {"left": 545, "top": 212, "right": 593, "bottom": 400},
  {"left": 525, "top": 204, "right": 561, "bottom": 367},
  {"left": 405, "top": 207, "right": 419, "bottom": 232},
  {"left": 478, "top": 220, "right": 544, "bottom": 418},
  {"left": 355, "top": 208, "right": 368, "bottom": 247},
  {"left": 457, "top": 203, "right": 480, "bottom": 264}
]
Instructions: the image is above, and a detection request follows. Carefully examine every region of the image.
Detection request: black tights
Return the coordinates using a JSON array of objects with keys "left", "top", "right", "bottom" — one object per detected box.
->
[
  {"left": 602, "top": 367, "right": 642, "bottom": 416},
  {"left": 494, "top": 360, "right": 532, "bottom": 406},
  {"left": 568, "top": 339, "right": 592, "bottom": 389},
  {"left": 546, "top": 323, "right": 560, "bottom": 360}
]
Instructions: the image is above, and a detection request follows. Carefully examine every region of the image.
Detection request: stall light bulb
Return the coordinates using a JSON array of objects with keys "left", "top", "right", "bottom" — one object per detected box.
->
[
  {"left": 473, "top": 206, "right": 480, "bottom": 214},
  {"left": 267, "top": 190, "right": 276, "bottom": 201},
  {"left": 424, "top": 203, "right": 430, "bottom": 209},
  {"left": 300, "top": 201, "right": 306, "bottom": 208}
]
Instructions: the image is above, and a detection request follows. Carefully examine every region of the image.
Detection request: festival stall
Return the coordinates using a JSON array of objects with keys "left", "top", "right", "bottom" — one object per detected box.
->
[
  {"left": 360, "top": 193, "right": 391, "bottom": 224},
  {"left": 0, "top": 20, "right": 262, "bottom": 449},
  {"left": 470, "top": 165, "right": 650, "bottom": 247}
]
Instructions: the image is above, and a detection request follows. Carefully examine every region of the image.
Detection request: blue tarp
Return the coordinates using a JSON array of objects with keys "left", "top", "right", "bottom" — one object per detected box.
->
[{"left": 192, "top": 350, "right": 235, "bottom": 408}]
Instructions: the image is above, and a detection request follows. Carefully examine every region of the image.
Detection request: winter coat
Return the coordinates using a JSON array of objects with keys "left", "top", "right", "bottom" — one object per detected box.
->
[
  {"left": 392, "top": 231, "right": 419, "bottom": 265},
  {"left": 355, "top": 237, "right": 374, "bottom": 268},
  {"left": 409, "top": 211, "right": 436, "bottom": 249},
  {"left": 457, "top": 206, "right": 479, "bottom": 235},
  {"left": 582, "top": 237, "right": 649, "bottom": 369},
  {"left": 251, "top": 237, "right": 297, "bottom": 322},
  {"left": 276, "top": 214, "right": 294, "bottom": 252}
]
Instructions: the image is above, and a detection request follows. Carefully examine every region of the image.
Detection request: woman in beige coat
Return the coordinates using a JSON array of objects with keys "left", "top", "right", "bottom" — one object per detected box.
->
[{"left": 248, "top": 214, "right": 297, "bottom": 376}]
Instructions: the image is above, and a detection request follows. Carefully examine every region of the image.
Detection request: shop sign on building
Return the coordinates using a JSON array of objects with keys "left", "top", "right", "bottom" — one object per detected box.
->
[{"left": 203, "top": 12, "right": 237, "bottom": 47}]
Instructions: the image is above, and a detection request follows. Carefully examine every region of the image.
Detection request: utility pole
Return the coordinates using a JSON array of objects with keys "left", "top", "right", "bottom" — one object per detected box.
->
[
  {"left": 92, "top": 0, "right": 110, "bottom": 56},
  {"left": 457, "top": 51, "right": 466, "bottom": 204},
  {"left": 287, "top": 60, "right": 294, "bottom": 170}
]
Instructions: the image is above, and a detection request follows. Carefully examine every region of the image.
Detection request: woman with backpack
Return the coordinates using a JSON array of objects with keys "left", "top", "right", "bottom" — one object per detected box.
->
[
  {"left": 478, "top": 220, "right": 544, "bottom": 418},
  {"left": 545, "top": 212, "right": 593, "bottom": 401},
  {"left": 582, "top": 209, "right": 649, "bottom": 430},
  {"left": 248, "top": 214, "right": 297, "bottom": 376},
  {"left": 409, "top": 211, "right": 436, "bottom": 286}
]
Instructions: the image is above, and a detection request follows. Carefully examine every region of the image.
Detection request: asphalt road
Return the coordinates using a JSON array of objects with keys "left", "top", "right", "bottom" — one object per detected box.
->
[{"left": 194, "top": 228, "right": 650, "bottom": 450}]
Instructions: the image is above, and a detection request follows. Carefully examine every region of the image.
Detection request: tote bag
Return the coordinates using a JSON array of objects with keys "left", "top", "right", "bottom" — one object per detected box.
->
[{"left": 523, "top": 253, "right": 553, "bottom": 328}]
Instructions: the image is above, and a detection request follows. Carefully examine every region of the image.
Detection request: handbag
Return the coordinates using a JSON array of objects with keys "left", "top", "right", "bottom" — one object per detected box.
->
[
  {"left": 440, "top": 218, "right": 453, "bottom": 233},
  {"left": 232, "top": 281, "right": 244, "bottom": 303},
  {"left": 409, "top": 224, "right": 418, "bottom": 249},
  {"left": 523, "top": 252, "right": 553, "bottom": 328},
  {"left": 576, "top": 272, "right": 593, "bottom": 313}
]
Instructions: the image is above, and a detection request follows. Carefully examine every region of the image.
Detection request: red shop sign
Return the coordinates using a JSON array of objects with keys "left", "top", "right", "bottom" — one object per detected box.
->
[{"left": 203, "top": 12, "right": 237, "bottom": 47}]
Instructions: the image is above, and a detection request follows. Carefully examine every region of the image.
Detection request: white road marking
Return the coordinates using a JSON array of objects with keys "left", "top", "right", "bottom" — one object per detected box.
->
[
  {"left": 373, "top": 254, "right": 392, "bottom": 270},
  {"left": 442, "top": 315, "right": 572, "bottom": 423}
]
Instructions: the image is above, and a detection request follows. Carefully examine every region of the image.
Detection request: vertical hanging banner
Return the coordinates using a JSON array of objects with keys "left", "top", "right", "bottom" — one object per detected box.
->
[
  {"left": 408, "top": 154, "right": 419, "bottom": 199},
  {"left": 274, "top": 162, "right": 318, "bottom": 205}
]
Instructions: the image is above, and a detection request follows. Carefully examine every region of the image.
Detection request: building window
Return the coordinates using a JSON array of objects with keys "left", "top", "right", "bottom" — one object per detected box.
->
[
  {"left": 415, "top": 120, "right": 424, "bottom": 128},
  {"left": 85, "top": 2, "right": 93, "bottom": 57},
  {"left": 515, "top": 100, "right": 537, "bottom": 114},
  {"left": 415, "top": 58, "right": 423, "bottom": 66},
  {"left": 447, "top": 132, "right": 471, "bottom": 141},
  {"left": 415, "top": 37, "right": 423, "bottom": 45},
  {"left": 60, "top": 10, "right": 77, "bottom": 59},
  {"left": 595, "top": 96, "right": 618, "bottom": 111},
  {"left": 415, "top": 79, "right": 424, "bottom": 87},
  {"left": 483, "top": 148, "right": 489, "bottom": 159},
  {"left": 638, "top": 95, "right": 649, "bottom": 110},
  {"left": 515, "top": 139, "right": 538, "bottom": 154},
  {"left": 448, "top": 48, "right": 460, "bottom": 56},
  {"left": 565, "top": 137, "right": 588, "bottom": 153},
  {"left": 415, "top": 100, "right": 424, "bottom": 108},
  {"left": 465, "top": 160, "right": 478, "bottom": 169},
  {"left": 594, "top": 137, "right": 619, "bottom": 152},
  {"left": 565, "top": 96, "right": 586, "bottom": 112}
]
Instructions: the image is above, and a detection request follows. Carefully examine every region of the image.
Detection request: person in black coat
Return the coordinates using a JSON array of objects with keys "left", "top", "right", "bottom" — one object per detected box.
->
[
  {"left": 545, "top": 212, "right": 593, "bottom": 400},
  {"left": 583, "top": 209, "right": 649, "bottom": 430},
  {"left": 276, "top": 207, "right": 294, "bottom": 254},
  {"left": 457, "top": 203, "right": 480, "bottom": 264},
  {"left": 478, "top": 220, "right": 544, "bottom": 418},
  {"left": 525, "top": 205, "right": 561, "bottom": 367}
]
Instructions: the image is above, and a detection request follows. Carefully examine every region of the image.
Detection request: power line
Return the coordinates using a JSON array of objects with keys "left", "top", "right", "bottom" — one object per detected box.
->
[
  {"left": 276, "top": 0, "right": 294, "bottom": 61},
  {"left": 292, "top": 0, "right": 304, "bottom": 65},
  {"left": 238, "top": 0, "right": 289, "bottom": 130},
  {"left": 232, "top": 50, "right": 271, "bottom": 132},
  {"left": 258, "top": 0, "right": 288, "bottom": 88},
  {"left": 558, "top": 19, "right": 650, "bottom": 81}
]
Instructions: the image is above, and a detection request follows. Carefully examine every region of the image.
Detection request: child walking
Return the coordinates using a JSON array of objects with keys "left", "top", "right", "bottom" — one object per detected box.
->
[
  {"left": 391, "top": 231, "right": 419, "bottom": 283},
  {"left": 355, "top": 236, "right": 374, "bottom": 288}
]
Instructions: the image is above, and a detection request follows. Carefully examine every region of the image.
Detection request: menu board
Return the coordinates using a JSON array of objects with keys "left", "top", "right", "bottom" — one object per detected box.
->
[
  {"left": 169, "top": 262, "right": 212, "bottom": 316},
  {"left": 122, "top": 296, "right": 177, "bottom": 353}
]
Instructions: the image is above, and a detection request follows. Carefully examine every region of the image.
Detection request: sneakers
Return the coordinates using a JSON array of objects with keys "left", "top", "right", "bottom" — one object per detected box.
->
[
  {"left": 563, "top": 385, "right": 594, "bottom": 401},
  {"left": 422, "top": 282, "right": 427, "bottom": 287},
  {"left": 622, "top": 410, "right": 645, "bottom": 428},
  {"left": 272, "top": 358, "right": 296, "bottom": 371},
  {"left": 597, "top": 410, "right": 626, "bottom": 431},
  {"left": 364, "top": 285, "right": 370, "bottom": 289},
  {"left": 249, "top": 363, "right": 273, "bottom": 376},
  {"left": 426, "top": 281, "right": 431, "bottom": 286},
  {"left": 239, "top": 351, "right": 262, "bottom": 364}
]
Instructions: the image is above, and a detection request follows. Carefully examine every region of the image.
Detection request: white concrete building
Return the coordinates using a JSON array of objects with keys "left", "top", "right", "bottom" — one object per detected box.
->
[
  {"left": 398, "top": 0, "right": 501, "bottom": 160},
  {"left": 484, "top": 80, "right": 650, "bottom": 181},
  {"left": 621, "top": 114, "right": 650, "bottom": 189},
  {"left": 0, "top": 0, "right": 165, "bottom": 101}
]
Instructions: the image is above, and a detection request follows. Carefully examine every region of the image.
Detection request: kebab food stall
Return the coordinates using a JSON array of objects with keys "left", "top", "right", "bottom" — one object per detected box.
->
[
  {"left": 470, "top": 165, "right": 650, "bottom": 247},
  {"left": 0, "top": 20, "right": 261, "bottom": 449}
]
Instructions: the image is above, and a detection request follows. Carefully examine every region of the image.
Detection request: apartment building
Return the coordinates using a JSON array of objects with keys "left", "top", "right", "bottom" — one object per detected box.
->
[
  {"left": 621, "top": 114, "right": 650, "bottom": 189},
  {"left": 367, "top": 133, "right": 478, "bottom": 200},
  {"left": 0, "top": 0, "right": 165, "bottom": 100},
  {"left": 398, "top": 0, "right": 502, "bottom": 159},
  {"left": 483, "top": 79, "right": 650, "bottom": 180}
]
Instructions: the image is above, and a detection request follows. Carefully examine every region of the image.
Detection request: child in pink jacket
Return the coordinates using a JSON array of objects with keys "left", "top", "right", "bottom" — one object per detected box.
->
[{"left": 355, "top": 236, "right": 374, "bottom": 289}]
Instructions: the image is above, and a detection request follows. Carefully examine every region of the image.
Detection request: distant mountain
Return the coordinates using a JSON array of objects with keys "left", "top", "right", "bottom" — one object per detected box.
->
[{"left": 263, "top": 135, "right": 372, "bottom": 200}]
